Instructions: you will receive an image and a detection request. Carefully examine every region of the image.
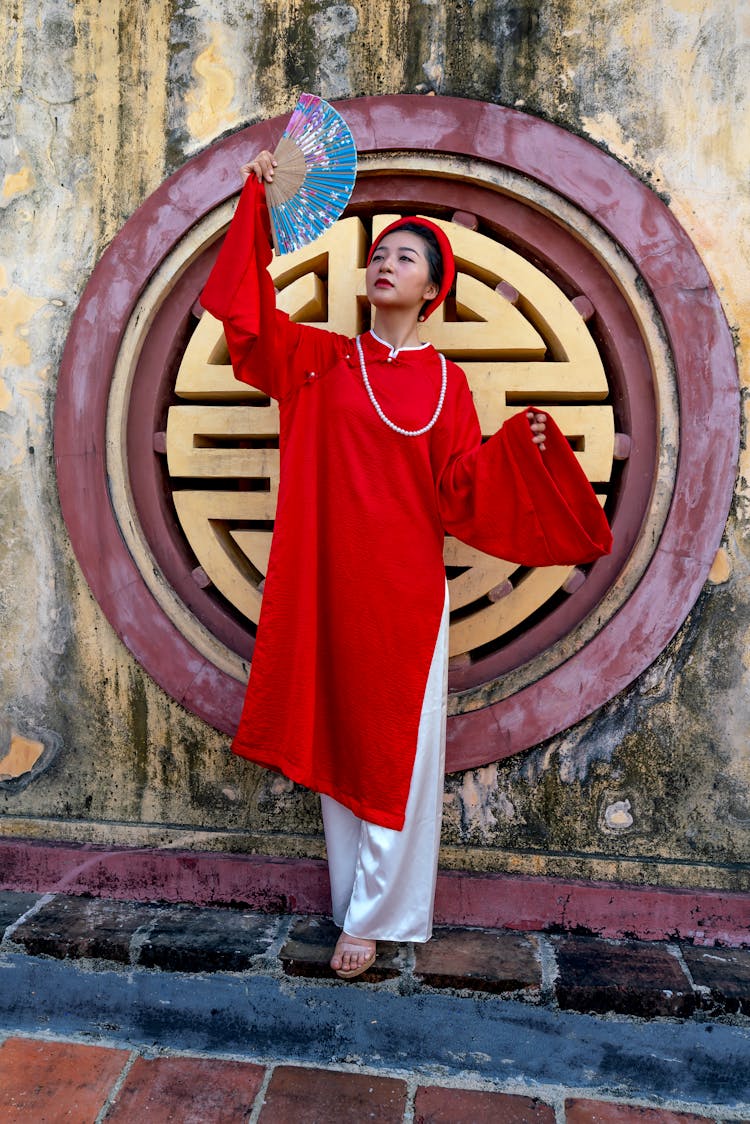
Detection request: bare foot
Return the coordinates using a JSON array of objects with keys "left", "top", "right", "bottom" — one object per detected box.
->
[{"left": 330, "top": 932, "right": 376, "bottom": 978}]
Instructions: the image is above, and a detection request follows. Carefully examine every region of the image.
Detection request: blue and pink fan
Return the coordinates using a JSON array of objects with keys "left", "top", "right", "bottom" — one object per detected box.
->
[
  {"left": 265, "top": 94, "right": 358, "bottom": 255},
  {"left": 264, "top": 93, "right": 357, "bottom": 256}
]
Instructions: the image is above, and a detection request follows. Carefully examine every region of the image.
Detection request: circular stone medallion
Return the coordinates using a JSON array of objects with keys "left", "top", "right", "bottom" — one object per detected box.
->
[{"left": 55, "top": 96, "right": 739, "bottom": 771}]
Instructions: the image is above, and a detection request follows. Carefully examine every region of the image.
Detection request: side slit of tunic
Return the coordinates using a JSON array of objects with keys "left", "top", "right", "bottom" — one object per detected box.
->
[{"left": 321, "top": 581, "right": 449, "bottom": 943}]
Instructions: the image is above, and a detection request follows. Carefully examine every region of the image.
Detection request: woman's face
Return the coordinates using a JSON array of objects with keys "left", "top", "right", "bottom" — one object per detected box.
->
[{"left": 365, "top": 231, "right": 439, "bottom": 315}]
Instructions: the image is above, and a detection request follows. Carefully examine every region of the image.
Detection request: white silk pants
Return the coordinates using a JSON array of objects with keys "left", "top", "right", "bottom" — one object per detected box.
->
[{"left": 320, "top": 583, "right": 449, "bottom": 943}]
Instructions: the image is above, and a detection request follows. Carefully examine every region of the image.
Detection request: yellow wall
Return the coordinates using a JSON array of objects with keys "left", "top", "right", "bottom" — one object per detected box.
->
[{"left": 1, "top": 0, "right": 747, "bottom": 889}]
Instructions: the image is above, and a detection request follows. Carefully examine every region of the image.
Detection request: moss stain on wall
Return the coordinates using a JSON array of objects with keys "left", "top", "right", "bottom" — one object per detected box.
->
[
  {"left": 443, "top": 579, "right": 750, "bottom": 878},
  {"left": 70, "top": 0, "right": 172, "bottom": 244}
]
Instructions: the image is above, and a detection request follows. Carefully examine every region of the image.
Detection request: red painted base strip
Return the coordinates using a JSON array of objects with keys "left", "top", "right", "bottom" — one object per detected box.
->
[
  {"left": 433, "top": 868, "right": 750, "bottom": 948},
  {"left": 1, "top": 839, "right": 747, "bottom": 947}
]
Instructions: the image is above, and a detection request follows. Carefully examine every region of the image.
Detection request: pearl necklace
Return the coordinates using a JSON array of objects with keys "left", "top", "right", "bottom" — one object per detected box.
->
[{"left": 355, "top": 335, "right": 447, "bottom": 437}]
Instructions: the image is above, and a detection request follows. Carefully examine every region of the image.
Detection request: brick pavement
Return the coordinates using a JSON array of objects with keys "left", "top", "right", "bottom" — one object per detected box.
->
[
  {"left": 2, "top": 1036, "right": 748, "bottom": 1123},
  {"left": 1, "top": 890, "right": 749, "bottom": 1121}
]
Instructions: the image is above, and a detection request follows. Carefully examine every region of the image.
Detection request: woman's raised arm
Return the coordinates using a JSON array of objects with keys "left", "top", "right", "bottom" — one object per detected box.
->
[{"left": 200, "top": 159, "right": 345, "bottom": 401}]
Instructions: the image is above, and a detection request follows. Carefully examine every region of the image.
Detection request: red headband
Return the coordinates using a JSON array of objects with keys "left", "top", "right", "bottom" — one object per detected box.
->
[{"left": 367, "top": 216, "right": 456, "bottom": 320}]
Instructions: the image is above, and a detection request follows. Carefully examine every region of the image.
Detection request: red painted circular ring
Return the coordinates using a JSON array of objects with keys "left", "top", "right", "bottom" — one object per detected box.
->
[{"left": 55, "top": 95, "right": 740, "bottom": 768}]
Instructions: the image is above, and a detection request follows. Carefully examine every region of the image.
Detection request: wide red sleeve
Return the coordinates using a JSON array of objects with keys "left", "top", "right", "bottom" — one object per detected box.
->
[
  {"left": 200, "top": 177, "right": 345, "bottom": 400},
  {"left": 436, "top": 376, "right": 612, "bottom": 566}
]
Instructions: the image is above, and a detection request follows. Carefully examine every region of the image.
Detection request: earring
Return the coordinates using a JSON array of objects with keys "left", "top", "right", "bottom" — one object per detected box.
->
[{"left": 418, "top": 314, "right": 425, "bottom": 322}]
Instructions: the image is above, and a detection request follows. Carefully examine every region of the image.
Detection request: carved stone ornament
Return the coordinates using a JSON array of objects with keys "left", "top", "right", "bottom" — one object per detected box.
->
[{"left": 55, "top": 96, "right": 739, "bottom": 772}]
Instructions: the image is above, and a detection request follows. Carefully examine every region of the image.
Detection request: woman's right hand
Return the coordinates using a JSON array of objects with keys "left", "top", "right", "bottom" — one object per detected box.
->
[{"left": 240, "top": 150, "right": 277, "bottom": 185}]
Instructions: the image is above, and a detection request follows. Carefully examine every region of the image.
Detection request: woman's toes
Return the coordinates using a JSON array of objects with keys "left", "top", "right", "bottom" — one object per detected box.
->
[{"left": 330, "top": 933, "right": 375, "bottom": 973}]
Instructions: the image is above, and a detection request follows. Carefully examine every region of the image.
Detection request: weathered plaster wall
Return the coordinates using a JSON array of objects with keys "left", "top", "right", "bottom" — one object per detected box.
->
[{"left": 1, "top": 0, "right": 748, "bottom": 889}]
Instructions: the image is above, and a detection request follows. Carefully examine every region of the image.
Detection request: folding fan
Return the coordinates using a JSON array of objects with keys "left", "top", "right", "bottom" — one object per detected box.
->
[{"left": 265, "top": 93, "right": 357, "bottom": 255}]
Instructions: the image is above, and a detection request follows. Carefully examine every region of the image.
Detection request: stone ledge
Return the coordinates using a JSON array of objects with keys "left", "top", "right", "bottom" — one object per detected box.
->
[
  {"left": 413, "top": 927, "right": 541, "bottom": 994},
  {"left": 6, "top": 893, "right": 284, "bottom": 973},
  {"left": 4, "top": 839, "right": 750, "bottom": 946},
  {"left": 2, "top": 890, "right": 749, "bottom": 1023},
  {"left": 136, "top": 905, "right": 280, "bottom": 974},
  {"left": 0, "top": 891, "right": 42, "bottom": 932},
  {"left": 681, "top": 945, "right": 750, "bottom": 1016},
  {"left": 554, "top": 935, "right": 697, "bottom": 1019},
  {"left": 2, "top": 962, "right": 748, "bottom": 1108}
]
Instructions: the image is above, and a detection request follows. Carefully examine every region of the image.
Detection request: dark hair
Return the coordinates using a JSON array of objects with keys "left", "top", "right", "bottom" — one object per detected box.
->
[{"left": 394, "top": 221, "right": 444, "bottom": 291}]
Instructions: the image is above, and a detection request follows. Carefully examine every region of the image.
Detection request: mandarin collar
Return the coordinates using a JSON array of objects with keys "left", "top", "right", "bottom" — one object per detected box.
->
[{"left": 361, "top": 330, "right": 431, "bottom": 363}]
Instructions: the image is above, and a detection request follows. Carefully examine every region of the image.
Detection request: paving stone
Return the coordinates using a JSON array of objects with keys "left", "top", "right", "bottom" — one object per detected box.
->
[
  {"left": 136, "top": 903, "right": 280, "bottom": 972},
  {"left": 0, "top": 1036, "right": 128, "bottom": 1123},
  {"left": 258, "top": 1065, "right": 407, "bottom": 1122},
  {"left": 413, "top": 927, "right": 541, "bottom": 993},
  {"left": 104, "top": 1054, "right": 266, "bottom": 1122},
  {"left": 565, "top": 1098, "right": 715, "bottom": 1122},
  {"left": 554, "top": 936, "right": 696, "bottom": 1018},
  {"left": 681, "top": 944, "right": 750, "bottom": 1015},
  {"left": 8, "top": 895, "right": 160, "bottom": 963},
  {"left": 279, "top": 915, "right": 402, "bottom": 982},
  {"left": 0, "top": 891, "right": 42, "bottom": 934},
  {"left": 415, "top": 1085, "right": 555, "bottom": 1122}
]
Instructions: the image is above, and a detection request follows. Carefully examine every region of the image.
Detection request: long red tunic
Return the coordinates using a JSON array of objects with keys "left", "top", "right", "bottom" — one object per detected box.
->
[{"left": 201, "top": 179, "right": 612, "bottom": 830}]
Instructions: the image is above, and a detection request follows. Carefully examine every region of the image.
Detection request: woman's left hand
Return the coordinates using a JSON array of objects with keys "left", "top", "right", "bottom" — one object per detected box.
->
[
  {"left": 240, "top": 150, "right": 278, "bottom": 185},
  {"left": 527, "top": 411, "right": 547, "bottom": 452}
]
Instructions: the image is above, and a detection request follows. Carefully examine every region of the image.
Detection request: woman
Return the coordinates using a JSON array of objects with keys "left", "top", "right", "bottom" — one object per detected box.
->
[{"left": 201, "top": 150, "right": 612, "bottom": 979}]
